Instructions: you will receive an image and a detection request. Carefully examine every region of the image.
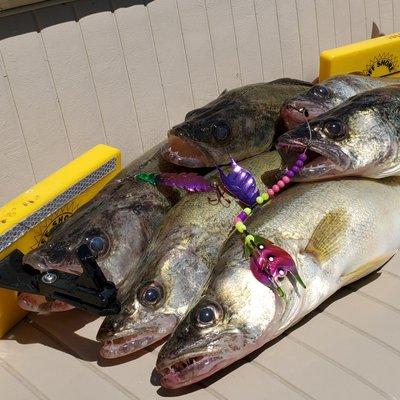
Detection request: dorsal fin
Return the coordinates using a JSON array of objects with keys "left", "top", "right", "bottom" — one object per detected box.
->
[{"left": 269, "top": 78, "right": 313, "bottom": 87}]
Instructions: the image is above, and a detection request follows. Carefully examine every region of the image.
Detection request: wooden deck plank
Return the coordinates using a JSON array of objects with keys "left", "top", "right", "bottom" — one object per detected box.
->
[
  {"left": 296, "top": 0, "right": 320, "bottom": 81},
  {"left": 382, "top": 256, "right": 400, "bottom": 277},
  {"left": 351, "top": 270, "right": 400, "bottom": 311},
  {"left": 1, "top": 321, "right": 135, "bottom": 400},
  {"left": 0, "top": 12, "right": 72, "bottom": 181},
  {"left": 315, "top": 0, "right": 336, "bottom": 52},
  {"left": 176, "top": 0, "right": 219, "bottom": 107},
  {"left": 378, "top": 0, "right": 394, "bottom": 34},
  {"left": 333, "top": 0, "right": 352, "bottom": 46},
  {"left": 73, "top": 0, "right": 143, "bottom": 164},
  {"left": 321, "top": 290, "right": 400, "bottom": 353},
  {"left": 0, "top": 50, "right": 35, "bottom": 206},
  {"left": 291, "top": 312, "right": 400, "bottom": 398},
  {"left": 229, "top": 0, "right": 264, "bottom": 84},
  {"left": 0, "top": 361, "right": 44, "bottom": 400},
  {"left": 204, "top": 0, "right": 242, "bottom": 90},
  {"left": 275, "top": 0, "right": 303, "bottom": 79},
  {"left": 111, "top": 0, "right": 169, "bottom": 151},
  {"left": 35, "top": 3, "right": 107, "bottom": 157},
  {"left": 147, "top": 0, "right": 194, "bottom": 128},
  {"left": 254, "top": 336, "right": 388, "bottom": 400},
  {"left": 27, "top": 312, "right": 219, "bottom": 400},
  {"left": 364, "top": 0, "right": 382, "bottom": 36},
  {"left": 253, "top": 0, "right": 284, "bottom": 81},
  {"left": 349, "top": 0, "right": 368, "bottom": 42},
  {"left": 202, "top": 361, "right": 308, "bottom": 400}
]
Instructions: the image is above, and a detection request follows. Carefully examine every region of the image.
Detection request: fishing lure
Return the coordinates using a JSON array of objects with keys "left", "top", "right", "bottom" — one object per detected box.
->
[
  {"left": 134, "top": 151, "right": 308, "bottom": 297},
  {"left": 248, "top": 236, "right": 306, "bottom": 298},
  {"left": 217, "top": 159, "right": 260, "bottom": 206},
  {"left": 237, "top": 106, "right": 311, "bottom": 296},
  {"left": 134, "top": 162, "right": 262, "bottom": 205},
  {"left": 134, "top": 172, "right": 215, "bottom": 193},
  {"left": 232, "top": 152, "right": 308, "bottom": 297}
]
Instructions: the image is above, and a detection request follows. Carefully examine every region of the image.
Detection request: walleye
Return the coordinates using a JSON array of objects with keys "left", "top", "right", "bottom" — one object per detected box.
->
[
  {"left": 157, "top": 176, "right": 400, "bottom": 388},
  {"left": 162, "top": 79, "right": 312, "bottom": 168},
  {"left": 276, "top": 85, "right": 400, "bottom": 181},
  {"left": 279, "top": 74, "right": 400, "bottom": 130},
  {"left": 21, "top": 143, "right": 184, "bottom": 313},
  {"left": 97, "top": 152, "right": 283, "bottom": 358}
]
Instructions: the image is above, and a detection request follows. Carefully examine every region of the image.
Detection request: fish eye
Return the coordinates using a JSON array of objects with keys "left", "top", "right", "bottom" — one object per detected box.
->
[
  {"left": 195, "top": 302, "right": 222, "bottom": 328},
  {"left": 310, "top": 85, "right": 329, "bottom": 98},
  {"left": 139, "top": 282, "right": 164, "bottom": 307},
  {"left": 87, "top": 234, "right": 109, "bottom": 256},
  {"left": 211, "top": 121, "right": 230, "bottom": 141},
  {"left": 323, "top": 119, "right": 348, "bottom": 141}
]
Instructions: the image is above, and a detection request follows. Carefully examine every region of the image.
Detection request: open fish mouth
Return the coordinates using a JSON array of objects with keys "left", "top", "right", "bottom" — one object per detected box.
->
[
  {"left": 158, "top": 353, "right": 224, "bottom": 389},
  {"left": 99, "top": 314, "right": 178, "bottom": 358},
  {"left": 280, "top": 101, "right": 328, "bottom": 131},
  {"left": 276, "top": 140, "right": 349, "bottom": 181},
  {"left": 161, "top": 135, "right": 210, "bottom": 168},
  {"left": 100, "top": 332, "right": 163, "bottom": 358},
  {"left": 17, "top": 293, "right": 75, "bottom": 313},
  {"left": 18, "top": 252, "right": 82, "bottom": 313}
]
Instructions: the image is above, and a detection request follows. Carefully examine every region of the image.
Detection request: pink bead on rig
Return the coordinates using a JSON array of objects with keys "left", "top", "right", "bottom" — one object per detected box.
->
[
  {"left": 233, "top": 151, "right": 308, "bottom": 232},
  {"left": 265, "top": 152, "right": 307, "bottom": 195}
]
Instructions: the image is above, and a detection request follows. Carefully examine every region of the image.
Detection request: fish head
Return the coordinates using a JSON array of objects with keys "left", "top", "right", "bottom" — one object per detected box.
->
[
  {"left": 279, "top": 75, "right": 363, "bottom": 130},
  {"left": 162, "top": 89, "right": 276, "bottom": 167},
  {"left": 156, "top": 240, "right": 286, "bottom": 389},
  {"left": 97, "top": 277, "right": 179, "bottom": 358},
  {"left": 23, "top": 199, "right": 150, "bottom": 286},
  {"left": 276, "top": 89, "right": 399, "bottom": 181},
  {"left": 98, "top": 243, "right": 210, "bottom": 358}
]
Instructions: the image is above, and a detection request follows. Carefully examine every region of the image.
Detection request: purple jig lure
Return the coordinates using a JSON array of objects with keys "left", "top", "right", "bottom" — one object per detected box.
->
[
  {"left": 218, "top": 159, "right": 260, "bottom": 206},
  {"left": 135, "top": 154, "right": 307, "bottom": 299},
  {"left": 134, "top": 172, "right": 215, "bottom": 193}
]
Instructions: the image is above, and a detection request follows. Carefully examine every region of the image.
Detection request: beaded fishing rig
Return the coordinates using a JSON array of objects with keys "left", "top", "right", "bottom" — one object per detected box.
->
[
  {"left": 134, "top": 151, "right": 308, "bottom": 297},
  {"left": 229, "top": 152, "right": 307, "bottom": 297}
]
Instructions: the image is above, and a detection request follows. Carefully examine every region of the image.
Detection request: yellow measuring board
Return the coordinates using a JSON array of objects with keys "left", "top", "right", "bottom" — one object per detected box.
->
[
  {"left": 0, "top": 145, "right": 121, "bottom": 337},
  {"left": 320, "top": 32, "right": 400, "bottom": 81}
]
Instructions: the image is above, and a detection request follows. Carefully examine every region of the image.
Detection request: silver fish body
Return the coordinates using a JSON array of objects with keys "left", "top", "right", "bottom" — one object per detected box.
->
[
  {"left": 157, "top": 176, "right": 400, "bottom": 388},
  {"left": 279, "top": 74, "right": 400, "bottom": 130},
  {"left": 277, "top": 85, "right": 400, "bottom": 181},
  {"left": 97, "top": 152, "right": 283, "bottom": 358}
]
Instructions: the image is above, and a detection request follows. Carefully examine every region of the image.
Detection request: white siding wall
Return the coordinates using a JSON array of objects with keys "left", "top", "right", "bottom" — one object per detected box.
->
[{"left": 0, "top": 0, "right": 396, "bottom": 205}]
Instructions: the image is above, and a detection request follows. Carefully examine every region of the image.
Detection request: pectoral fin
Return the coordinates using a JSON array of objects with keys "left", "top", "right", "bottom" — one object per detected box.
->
[{"left": 305, "top": 210, "right": 348, "bottom": 264}]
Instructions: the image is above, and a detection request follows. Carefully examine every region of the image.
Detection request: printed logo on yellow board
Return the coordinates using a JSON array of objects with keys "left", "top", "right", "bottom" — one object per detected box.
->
[
  {"left": 31, "top": 202, "right": 79, "bottom": 249},
  {"left": 363, "top": 53, "right": 399, "bottom": 77}
]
